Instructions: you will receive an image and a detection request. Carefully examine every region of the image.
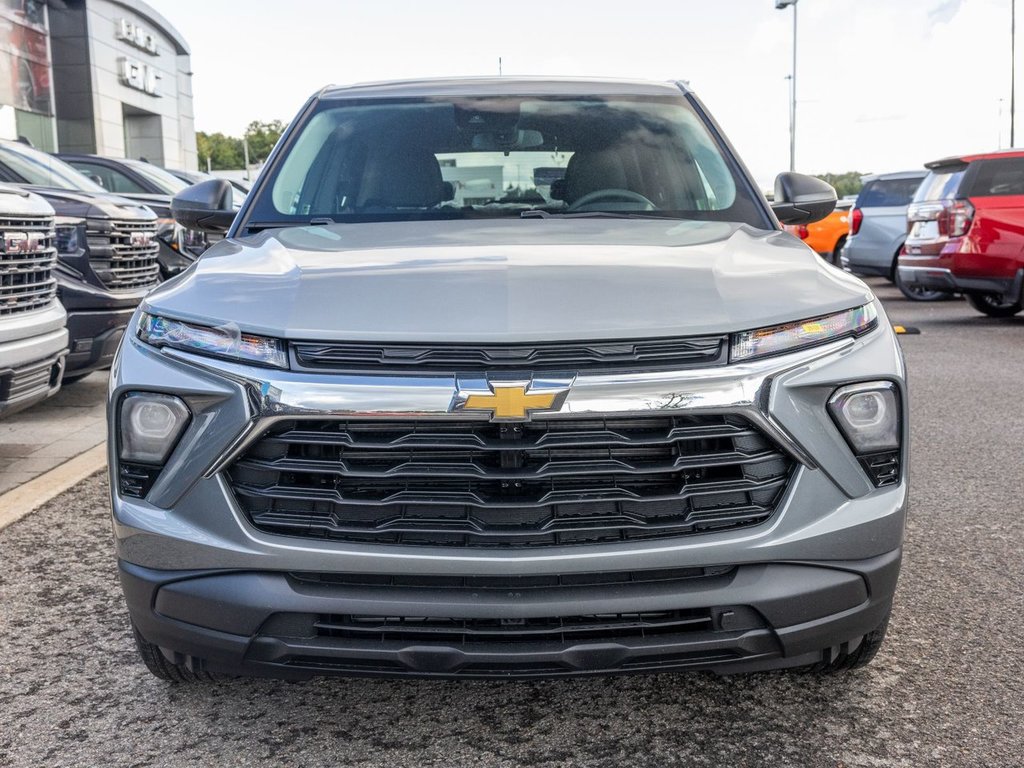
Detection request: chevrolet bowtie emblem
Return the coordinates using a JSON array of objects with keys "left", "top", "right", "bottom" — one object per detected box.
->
[{"left": 453, "top": 381, "right": 570, "bottom": 421}]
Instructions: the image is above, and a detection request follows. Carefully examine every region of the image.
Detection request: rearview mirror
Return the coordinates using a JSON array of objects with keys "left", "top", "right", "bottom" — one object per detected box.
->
[
  {"left": 171, "top": 179, "right": 236, "bottom": 234},
  {"left": 771, "top": 172, "right": 837, "bottom": 225}
]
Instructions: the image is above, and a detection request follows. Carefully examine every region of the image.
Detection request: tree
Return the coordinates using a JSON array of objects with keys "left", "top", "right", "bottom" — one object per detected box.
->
[
  {"left": 196, "top": 131, "right": 243, "bottom": 170},
  {"left": 243, "top": 120, "right": 287, "bottom": 164},
  {"left": 814, "top": 172, "right": 866, "bottom": 198}
]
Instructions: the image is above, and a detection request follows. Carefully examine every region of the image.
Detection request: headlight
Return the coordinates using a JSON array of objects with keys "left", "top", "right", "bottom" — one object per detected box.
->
[
  {"left": 730, "top": 304, "right": 878, "bottom": 362},
  {"left": 828, "top": 381, "right": 901, "bottom": 487},
  {"left": 137, "top": 312, "right": 288, "bottom": 369},
  {"left": 54, "top": 217, "right": 85, "bottom": 255},
  {"left": 120, "top": 392, "right": 191, "bottom": 464}
]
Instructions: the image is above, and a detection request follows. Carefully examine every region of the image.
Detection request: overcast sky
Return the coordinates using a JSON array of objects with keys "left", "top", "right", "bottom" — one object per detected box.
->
[{"left": 147, "top": 0, "right": 1013, "bottom": 188}]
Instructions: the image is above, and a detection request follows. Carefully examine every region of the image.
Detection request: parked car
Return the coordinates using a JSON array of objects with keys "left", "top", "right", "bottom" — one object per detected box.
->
[
  {"left": 0, "top": 184, "right": 67, "bottom": 415},
  {"left": 784, "top": 198, "right": 852, "bottom": 264},
  {"left": 164, "top": 168, "right": 249, "bottom": 201},
  {"left": 0, "top": 140, "right": 160, "bottom": 381},
  {"left": 839, "top": 171, "right": 938, "bottom": 300},
  {"left": 112, "top": 77, "right": 907, "bottom": 682},
  {"left": 898, "top": 150, "right": 1024, "bottom": 317},
  {"left": 56, "top": 154, "right": 208, "bottom": 277}
]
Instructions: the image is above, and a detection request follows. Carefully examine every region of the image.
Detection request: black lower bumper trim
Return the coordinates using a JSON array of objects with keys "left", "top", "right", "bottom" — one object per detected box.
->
[
  {"left": 120, "top": 550, "right": 901, "bottom": 679},
  {"left": 64, "top": 309, "right": 133, "bottom": 376},
  {"left": 897, "top": 266, "right": 1024, "bottom": 300}
]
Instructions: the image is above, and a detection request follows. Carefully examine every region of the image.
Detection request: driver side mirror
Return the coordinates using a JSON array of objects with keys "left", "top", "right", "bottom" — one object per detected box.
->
[
  {"left": 171, "top": 179, "right": 236, "bottom": 234},
  {"left": 771, "top": 172, "right": 837, "bottom": 225}
]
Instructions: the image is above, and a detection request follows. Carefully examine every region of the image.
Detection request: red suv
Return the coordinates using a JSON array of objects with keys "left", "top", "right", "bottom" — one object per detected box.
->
[{"left": 898, "top": 150, "right": 1024, "bottom": 317}]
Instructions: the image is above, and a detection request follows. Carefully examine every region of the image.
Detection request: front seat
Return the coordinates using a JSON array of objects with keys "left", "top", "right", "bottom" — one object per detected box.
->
[
  {"left": 562, "top": 147, "right": 630, "bottom": 204},
  {"left": 356, "top": 144, "right": 447, "bottom": 209}
]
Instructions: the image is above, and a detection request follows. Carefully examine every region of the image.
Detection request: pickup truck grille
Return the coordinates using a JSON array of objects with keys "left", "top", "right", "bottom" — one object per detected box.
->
[
  {"left": 0, "top": 215, "right": 57, "bottom": 316},
  {"left": 87, "top": 219, "right": 160, "bottom": 290},
  {"left": 227, "top": 414, "right": 794, "bottom": 548},
  {"left": 292, "top": 336, "right": 727, "bottom": 372}
]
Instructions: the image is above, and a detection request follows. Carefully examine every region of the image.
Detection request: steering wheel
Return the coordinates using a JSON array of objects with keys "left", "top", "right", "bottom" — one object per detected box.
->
[{"left": 567, "top": 188, "right": 657, "bottom": 212}]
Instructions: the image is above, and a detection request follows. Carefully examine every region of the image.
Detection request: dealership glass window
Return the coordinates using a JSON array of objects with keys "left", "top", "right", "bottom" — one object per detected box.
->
[
  {"left": 260, "top": 95, "right": 763, "bottom": 226},
  {"left": 0, "top": 1, "right": 52, "bottom": 116}
]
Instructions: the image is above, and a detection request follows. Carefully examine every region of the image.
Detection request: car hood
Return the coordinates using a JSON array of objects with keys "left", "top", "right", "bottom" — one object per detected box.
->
[
  {"left": 144, "top": 219, "right": 874, "bottom": 342},
  {"left": 25, "top": 185, "right": 157, "bottom": 222}
]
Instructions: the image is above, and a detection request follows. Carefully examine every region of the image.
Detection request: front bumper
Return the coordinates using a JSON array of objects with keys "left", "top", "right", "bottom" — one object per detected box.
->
[
  {"left": 840, "top": 239, "right": 894, "bottom": 278},
  {"left": 110, "top": 301, "right": 909, "bottom": 678},
  {"left": 122, "top": 549, "right": 900, "bottom": 679}
]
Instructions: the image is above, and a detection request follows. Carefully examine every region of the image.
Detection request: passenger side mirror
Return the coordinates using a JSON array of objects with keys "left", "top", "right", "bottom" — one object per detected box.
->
[
  {"left": 771, "top": 172, "right": 837, "bottom": 225},
  {"left": 171, "top": 179, "right": 236, "bottom": 234}
]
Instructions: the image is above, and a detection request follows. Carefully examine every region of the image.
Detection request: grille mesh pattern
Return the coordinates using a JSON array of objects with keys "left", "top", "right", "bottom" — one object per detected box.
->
[
  {"left": 0, "top": 215, "right": 57, "bottom": 316},
  {"left": 227, "top": 414, "right": 794, "bottom": 548},
  {"left": 86, "top": 219, "right": 160, "bottom": 290},
  {"left": 293, "top": 336, "right": 727, "bottom": 372}
]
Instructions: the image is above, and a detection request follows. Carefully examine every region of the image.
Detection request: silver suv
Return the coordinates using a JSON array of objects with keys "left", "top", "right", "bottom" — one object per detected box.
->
[
  {"left": 0, "top": 184, "right": 67, "bottom": 416},
  {"left": 109, "top": 78, "right": 908, "bottom": 681},
  {"left": 840, "top": 171, "right": 940, "bottom": 300}
]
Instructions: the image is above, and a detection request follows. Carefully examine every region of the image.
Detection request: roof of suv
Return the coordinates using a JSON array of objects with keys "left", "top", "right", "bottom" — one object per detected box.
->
[
  {"left": 926, "top": 149, "right": 1024, "bottom": 169},
  {"left": 318, "top": 77, "right": 690, "bottom": 100},
  {"left": 860, "top": 170, "right": 928, "bottom": 183}
]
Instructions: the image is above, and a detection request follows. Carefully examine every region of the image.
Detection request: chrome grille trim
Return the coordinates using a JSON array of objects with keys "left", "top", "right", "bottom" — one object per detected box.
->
[
  {"left": 0, "top": 214, "right": 58, "bottom": 316},
  {"left": 86, "top": 218, "right": 160, "bottom": 290}
]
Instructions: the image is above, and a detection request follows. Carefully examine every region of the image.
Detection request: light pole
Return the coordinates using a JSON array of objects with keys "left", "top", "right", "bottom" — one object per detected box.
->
[
  {"left": 1012, "top": 0, "right": 1016, "bottom": 146},
  {"left": 776, "top": 0, "right": 798, "bottom": 171}
]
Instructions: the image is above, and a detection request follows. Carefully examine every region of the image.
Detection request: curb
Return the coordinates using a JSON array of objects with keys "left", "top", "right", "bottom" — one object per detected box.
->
[{"left": 0, "top": 444, "right": 107, "bottom": 532}]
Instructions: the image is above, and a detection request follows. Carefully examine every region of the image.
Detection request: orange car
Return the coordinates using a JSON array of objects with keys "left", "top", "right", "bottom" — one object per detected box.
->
[{"left": 784, "top": 199, "right": 853, "bottom": 264}]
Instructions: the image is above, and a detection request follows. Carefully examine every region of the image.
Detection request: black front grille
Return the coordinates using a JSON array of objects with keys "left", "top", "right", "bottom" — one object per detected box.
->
[
  {"left": 292, "top": 335, "right": 727, "bottom": 373},
  {"left": 0, "top": 215, "right": 57, "bottom": 316},
  {"left": 227, "top": 414, "right": 794, "bottom": 548},
  {"left": 314, "top": 609, "right": 718, "bottom": 644},
  {"left": 289, "top": 564, "right": 735, "bottom": 591},
  {"left": 87, "top": 218, "right": 160, "bottom": 290}
]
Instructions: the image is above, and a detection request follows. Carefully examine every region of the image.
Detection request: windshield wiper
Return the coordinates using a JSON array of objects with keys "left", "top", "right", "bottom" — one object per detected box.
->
[{"left": 520, "top": 210, "right": 681, "bottom": 220}]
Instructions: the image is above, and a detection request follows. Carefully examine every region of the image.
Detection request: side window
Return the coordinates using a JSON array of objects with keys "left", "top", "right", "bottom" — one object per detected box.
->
[
  {"left": 70, "top": 162, "right": 146, "bottom": 194},
  {"left": 967, "top": 158, "right": 1024, "bottom": 197}
]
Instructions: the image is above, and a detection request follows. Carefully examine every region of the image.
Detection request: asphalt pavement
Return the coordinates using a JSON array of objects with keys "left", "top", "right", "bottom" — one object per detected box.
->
[{"left": 1, "top": 278, "right": 1022, "bottom": 768}]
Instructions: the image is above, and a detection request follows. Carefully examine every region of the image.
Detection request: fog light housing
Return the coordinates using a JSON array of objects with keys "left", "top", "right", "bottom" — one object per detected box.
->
[
  {"left": 828, "top": 381, "right": 901, "bottom": 487},
  {"left": 120, "top": 392, "right": 191, "bottom": 465}
]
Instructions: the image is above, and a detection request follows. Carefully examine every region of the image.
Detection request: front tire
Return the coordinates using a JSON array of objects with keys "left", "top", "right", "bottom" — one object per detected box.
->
[
  {"left": 805, "top": 616, "right": 890, "bottom": 674},
  {"left": 966, "top": 292, "right": 1023, "bottom": 317},
  {"left": 132, "top": 624, "right": 217, "bottom": 683},
  {"left": 830, "top": 236, "right": 846, "bottom": 266}
]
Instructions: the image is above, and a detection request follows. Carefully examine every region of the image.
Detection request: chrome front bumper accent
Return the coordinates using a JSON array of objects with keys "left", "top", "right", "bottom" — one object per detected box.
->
[{"left": 181, "top": 336, "right": 865, "bottom": 479}]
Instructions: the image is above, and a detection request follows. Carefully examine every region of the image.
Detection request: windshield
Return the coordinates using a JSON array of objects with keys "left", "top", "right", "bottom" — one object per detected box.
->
[
  {"left": 913, "top": 169, "right": 964, "bottom": 203},
  {"left": 247, "top": 95, "right": 765, "bottom": 227},
  {"left": 0, "top": 142, "right": 107, "bottom": 192},
  {"left": 856, "top": 177, "right": 924, "bottom": 208},
  {"left": 123, "top": 160, "right": 190, "bottom": 194}
]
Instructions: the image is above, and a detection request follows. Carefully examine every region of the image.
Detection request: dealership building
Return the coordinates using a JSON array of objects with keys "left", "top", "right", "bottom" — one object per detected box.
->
[{"left": 0, "top": 0, "right": 197, "bottom": 169}]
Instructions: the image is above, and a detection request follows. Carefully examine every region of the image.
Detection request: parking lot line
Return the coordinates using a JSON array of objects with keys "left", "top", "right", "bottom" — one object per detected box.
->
[{"left": 0, "top": 444, "right": 106, "bottom": 531}]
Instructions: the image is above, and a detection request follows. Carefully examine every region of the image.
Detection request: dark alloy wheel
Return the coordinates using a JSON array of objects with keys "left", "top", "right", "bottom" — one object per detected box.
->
[{"left": 966, "top": 292, "right": 1023, "bottom": 317}]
